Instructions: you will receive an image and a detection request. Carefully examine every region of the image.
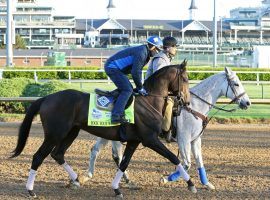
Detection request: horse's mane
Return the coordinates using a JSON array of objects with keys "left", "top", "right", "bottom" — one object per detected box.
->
[
  {"left": 190, "top": 71, "right": 226, "bottom": 94},
  {"left": 144, "top": 60, "right": 187, "bottom": 89}
]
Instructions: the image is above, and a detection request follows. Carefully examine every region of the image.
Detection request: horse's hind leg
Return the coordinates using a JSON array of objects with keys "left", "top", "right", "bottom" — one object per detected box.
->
[
  {"left": 26, "top": 139, "right": 56, "bottom": 197},
  {"left": 111, "top": 141, "right": 129, "bottom": 183},
  {"left": 50, "top": 126, "right": 80, "bottom": 185},
  {"left": 88, "top": 137, "right": 109, "bottom": 177},
  {"left": 143, "top": 137, "right": 197, "bottom": 193},
  {"left": 112, "top": 141, "right": 139, "bottom": 198}
]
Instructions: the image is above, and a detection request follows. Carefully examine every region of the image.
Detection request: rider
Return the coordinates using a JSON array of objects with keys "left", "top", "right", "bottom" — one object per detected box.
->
[
  {"left": 145, "top": 36, "right": 179, "bottom": 142},
  {"left": 105, "top": 36, "right": 163, "bottom": 124}
]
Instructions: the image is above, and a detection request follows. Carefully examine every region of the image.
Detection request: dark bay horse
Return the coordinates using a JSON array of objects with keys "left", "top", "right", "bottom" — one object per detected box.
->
[{"left": 11, "top": 60, "right": 196, "bottom": 198}]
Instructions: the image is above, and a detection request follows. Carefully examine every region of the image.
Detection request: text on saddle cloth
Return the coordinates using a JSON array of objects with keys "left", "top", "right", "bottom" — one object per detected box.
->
[{"left": 88, "top": 93, "right": 134, "bottom": 126}]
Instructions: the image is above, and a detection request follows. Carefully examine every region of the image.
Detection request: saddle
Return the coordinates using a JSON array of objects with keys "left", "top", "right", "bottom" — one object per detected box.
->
[{"left": 94, "top": 88, "right": 134, "bottom": 111}]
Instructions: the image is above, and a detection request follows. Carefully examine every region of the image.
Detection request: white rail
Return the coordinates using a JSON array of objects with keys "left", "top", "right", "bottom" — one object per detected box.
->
[
  {"left": 0, "top": 97, "right": 269, "bottom": 104},
  {"left": 0, "top": 69, "right": 269, "bottom": 85}
]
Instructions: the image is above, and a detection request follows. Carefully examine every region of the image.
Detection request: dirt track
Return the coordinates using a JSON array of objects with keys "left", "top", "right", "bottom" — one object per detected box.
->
[{"left": 0, "top": 123, "right": 269, "bottom": 199}]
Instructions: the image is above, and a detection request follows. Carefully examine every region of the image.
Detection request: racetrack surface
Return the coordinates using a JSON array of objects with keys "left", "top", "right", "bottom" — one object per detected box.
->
[{"left": 0, "top": 123, "right": 269, "bottom": 199}]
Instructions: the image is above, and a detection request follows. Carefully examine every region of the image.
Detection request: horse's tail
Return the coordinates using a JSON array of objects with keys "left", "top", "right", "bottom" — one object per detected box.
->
[{"left": 10, "top": 97, "right": 45, "bottom": 158}]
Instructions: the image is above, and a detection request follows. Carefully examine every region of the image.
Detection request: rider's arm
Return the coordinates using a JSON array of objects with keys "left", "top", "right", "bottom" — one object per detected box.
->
[
  {"left": 152, "top": 57, "right": 168, "bottom": 73},
  {"left": 131, "top": 54, "right": 145, "bottom": 90}
]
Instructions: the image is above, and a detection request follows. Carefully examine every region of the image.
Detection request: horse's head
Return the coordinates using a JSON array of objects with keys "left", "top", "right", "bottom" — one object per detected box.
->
[
  {"left": 144, "top": 59, "right": 190, "bottom": 105},
  {"left": 170, "top": 59, "right": 190, "bottom": 106},
  {"left": 224, "top": 67, "right": 251, "bottom": 109}
]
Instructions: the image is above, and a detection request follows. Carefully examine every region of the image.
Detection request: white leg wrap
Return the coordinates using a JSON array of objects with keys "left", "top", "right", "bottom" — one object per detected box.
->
[
  {"left": 177, "top": 164, "right": 190, "bottom": 181},
  {"left": 62, "top": 162, "right": 77, "bottom": 181},
  {"left": 112, "top": 169, "right": 124, "bottom": 189},
  {"left": 26, "top": 169, "right": 37, "bottom": 191}
]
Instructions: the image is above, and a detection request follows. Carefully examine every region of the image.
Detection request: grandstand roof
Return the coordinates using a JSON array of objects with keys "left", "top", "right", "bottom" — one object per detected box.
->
[{"left": 76, "top": 19, "right": 230, "bottom": 32}]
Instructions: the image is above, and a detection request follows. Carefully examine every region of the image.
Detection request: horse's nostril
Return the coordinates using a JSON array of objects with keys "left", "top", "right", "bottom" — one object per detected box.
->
[{"left": 247, "top": 101, "right": 251, "bottom": 106}]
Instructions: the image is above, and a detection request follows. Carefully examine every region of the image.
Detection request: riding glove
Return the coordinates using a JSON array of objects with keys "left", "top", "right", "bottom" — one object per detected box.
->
[{"left": 138, "top": 88, "right": 148, "bottom": 96}]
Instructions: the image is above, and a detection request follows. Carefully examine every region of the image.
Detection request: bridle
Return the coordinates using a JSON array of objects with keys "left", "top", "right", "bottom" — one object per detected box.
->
[
  {"left": 180, "top": 72, "right": 247, "bottom": 143},
  {"left": 188, "top": 73, "right": 246, "bottom": 113},
  {"left": 225, "top": 73, "right": 246, "bottom": 104},
  {"left": 170, "top": 67, "right": 188, "bottom": 107},
  {"left": 143, "top": 66, "right": 188, "bottom": 107}
]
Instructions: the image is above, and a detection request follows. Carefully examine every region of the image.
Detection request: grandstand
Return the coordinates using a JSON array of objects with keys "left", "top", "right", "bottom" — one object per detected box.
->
[{"left": 0, "top": 0, "right": 270, "bottom": 50}]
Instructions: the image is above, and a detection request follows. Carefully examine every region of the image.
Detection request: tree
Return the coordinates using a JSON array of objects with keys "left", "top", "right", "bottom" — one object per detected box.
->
[
  {"left": 0, "top": 35, "right": 27, "bottom": 49},
  {"left": 14, "top": 35, "right": 26, "bottom": 49}
]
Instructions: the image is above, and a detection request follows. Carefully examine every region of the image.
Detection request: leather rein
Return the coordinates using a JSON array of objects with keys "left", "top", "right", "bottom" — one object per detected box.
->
[{"left": 180, "top": 74, "right": 246, "bottom": 142}]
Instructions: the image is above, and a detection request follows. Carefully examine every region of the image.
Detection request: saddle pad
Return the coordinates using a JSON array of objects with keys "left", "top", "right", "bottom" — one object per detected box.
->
[
  {"left": 95, "top": 94, "right": 114, "bottom": 111},
  {"left": 88, "top": 93, "right": 134, "bottom": 126}
]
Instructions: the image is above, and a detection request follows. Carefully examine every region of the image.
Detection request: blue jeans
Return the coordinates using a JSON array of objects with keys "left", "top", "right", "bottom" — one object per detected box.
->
[{"left": 105, "top": 66, "right": 133, "bottom": 116}]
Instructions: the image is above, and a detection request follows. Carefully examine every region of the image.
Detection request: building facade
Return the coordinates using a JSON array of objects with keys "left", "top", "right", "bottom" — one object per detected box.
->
[
  {"left": 1, "top": 0, "right": 270, "bottom": 50},
  {"left": 0, "top": 0, "right": 83, "bottom": 49}
]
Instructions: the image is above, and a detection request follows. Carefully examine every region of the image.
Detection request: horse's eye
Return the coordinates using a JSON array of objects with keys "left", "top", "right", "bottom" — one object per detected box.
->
[{"left": 234, "top": 83, "right": 239, "bottom": 87}]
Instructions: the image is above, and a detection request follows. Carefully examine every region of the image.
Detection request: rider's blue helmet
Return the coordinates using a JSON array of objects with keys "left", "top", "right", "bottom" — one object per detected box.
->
[{"left": 147, "top": 36, "right": 163, "bottom": 50}]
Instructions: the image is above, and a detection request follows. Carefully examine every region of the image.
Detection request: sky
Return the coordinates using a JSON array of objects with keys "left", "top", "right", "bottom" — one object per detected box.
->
[{"left": 43, "top": 0, "right": 263, "bottom": 20}]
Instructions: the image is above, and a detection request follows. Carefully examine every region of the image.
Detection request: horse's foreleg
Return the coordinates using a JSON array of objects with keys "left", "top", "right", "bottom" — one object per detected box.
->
[
  {"left": 112, "top": 141, "right": 139, "bottom": 198},
  {"left": 178, "top": 135, "right": 192, "bottom": 171},
  {"left": 191, "top": 137, "right": 215, "bottom": 190},
  {"left": 111, "top": 141, "right": 129, "bottom": 183},
  {"left": 144, "top": 137, "right": 196, "bottom": 193}
]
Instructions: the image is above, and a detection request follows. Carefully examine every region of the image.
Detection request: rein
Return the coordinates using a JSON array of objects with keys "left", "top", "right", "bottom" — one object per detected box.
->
[
  {"left": 178, "top": 74, "right": 246, "bottom": 143},
  {"left": 190, "top": 91, "right": 238, "bottom": 112}
]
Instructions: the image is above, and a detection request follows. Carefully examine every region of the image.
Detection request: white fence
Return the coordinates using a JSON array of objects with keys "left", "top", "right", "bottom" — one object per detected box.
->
[
  {"left": 0, "top": 97, "right": 269, "bottom": 104},
  {"left": 0, "top": 69, "right": 269, "bottom": 85}
]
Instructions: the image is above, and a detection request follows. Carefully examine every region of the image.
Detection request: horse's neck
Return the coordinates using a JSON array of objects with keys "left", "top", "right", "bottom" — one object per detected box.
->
[{"left": 190, "top": 73, "right": 225, "bottom": 115}]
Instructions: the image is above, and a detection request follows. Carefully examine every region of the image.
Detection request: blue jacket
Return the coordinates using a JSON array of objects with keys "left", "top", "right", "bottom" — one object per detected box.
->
[{"left": 105, "top": 45, "right": 150, "bottom": 90}]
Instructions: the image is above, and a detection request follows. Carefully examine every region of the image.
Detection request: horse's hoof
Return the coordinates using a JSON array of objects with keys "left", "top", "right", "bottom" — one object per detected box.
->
[
  {"left": 159, "top": 177, "right": 168, "bottom": 186},
  {"left": 78, "top": 173, "right": 92, "bottom": 185},
  {"left": 67, "top": 179, "right": 80, "bottom": 189},
  {"left": 28, "top": 190, "right": 37, "bottom": 198},
  {"left": 114, "top": 189, "right": 123, "bottom": 199},
  {"left": 115, "top": 194, "right": 124, "bottom": 199},
  {"left": 205, "top": 182, "right": 215, "bottom": 190},
  {"left": 88, "top": 172, "right": 93, "bottom": 178},
  {"left": 188, "top": 185, "right": 197, "bottom": 193}
]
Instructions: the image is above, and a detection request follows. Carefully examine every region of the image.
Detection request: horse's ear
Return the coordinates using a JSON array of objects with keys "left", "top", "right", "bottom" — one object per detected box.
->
[
  {"left": 225, "top": 66, "right": 232, "bottom": 76},
  {"left": 181, "top": 59, "right": 188, "bottom": 70}
]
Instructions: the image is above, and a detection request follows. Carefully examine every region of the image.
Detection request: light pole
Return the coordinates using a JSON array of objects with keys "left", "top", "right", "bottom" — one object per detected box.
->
[
  {"left": 6, "top": 0, "right": 13, "bottom": 67},
  {"left": 220, "top": 16, "right": 223, "bottom": 46},
  {"left": 213, "top": 0, "right": 217, "bottom": 68}
]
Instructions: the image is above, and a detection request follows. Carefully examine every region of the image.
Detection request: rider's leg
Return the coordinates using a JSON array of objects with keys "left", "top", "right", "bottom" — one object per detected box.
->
[
  {"left": 161, "top": 97, "right": 174, "bottom": 142},
  {"left": 88, "top": 137, "right": 109, "bottom": 177},
  {"left": 105, "top": 68, "right": 133, "bottom": 123}
]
